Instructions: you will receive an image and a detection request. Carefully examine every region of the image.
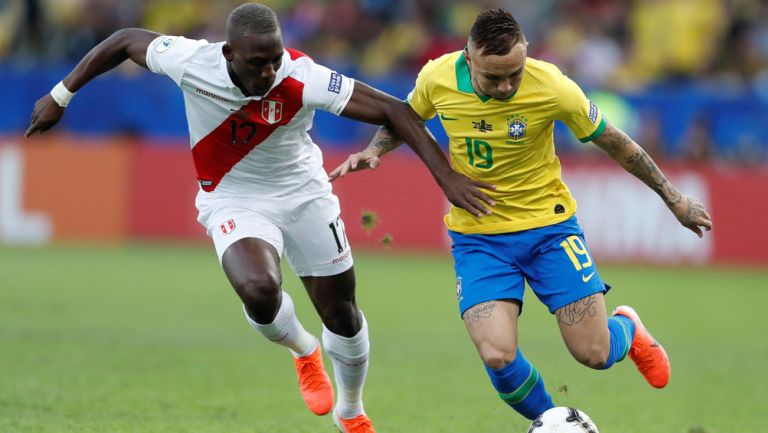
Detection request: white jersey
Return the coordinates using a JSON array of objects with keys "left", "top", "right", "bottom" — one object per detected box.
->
[{"left": 145, "top": 35, "right": 354, "bottom": 203}]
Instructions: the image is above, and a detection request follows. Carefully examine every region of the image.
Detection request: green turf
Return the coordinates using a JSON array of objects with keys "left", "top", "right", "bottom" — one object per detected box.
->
[{"left": 0, "top": 244, "right": 766, "bottom": 433}]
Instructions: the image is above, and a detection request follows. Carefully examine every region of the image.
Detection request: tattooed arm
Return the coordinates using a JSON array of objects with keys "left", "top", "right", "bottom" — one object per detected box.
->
[
  {"left": 327, "top": 125, "right": 404, "bottom": 181},
  {"left": 369, "top": 125, "right": 404, "bottom": 156},
  {"left": 592, "top": 121, "right": 713, "bottom": 237}
]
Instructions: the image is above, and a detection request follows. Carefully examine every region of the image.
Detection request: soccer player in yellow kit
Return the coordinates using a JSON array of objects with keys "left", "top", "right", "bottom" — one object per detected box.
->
[{"left": 331, "top": 9, "right": 712, "bottom": 421}]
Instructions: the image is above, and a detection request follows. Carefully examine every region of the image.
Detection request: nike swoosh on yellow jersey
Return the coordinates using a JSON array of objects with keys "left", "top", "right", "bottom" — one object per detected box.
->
[
  {"left": 582, "top": 271, "right": 596, "bottom": 283},
  {"left": 440, "top": 113, "right": 458, "bottom": 120}
]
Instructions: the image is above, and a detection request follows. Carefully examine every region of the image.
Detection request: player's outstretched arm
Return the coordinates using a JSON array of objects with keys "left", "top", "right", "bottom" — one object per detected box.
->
[
  {"left": 25, "top": 28, "right": 161, "bottom": 137},
  {"left": 339, "top": 81, "right": 495, "bottom": 218},
  {"left": 592, "top": 121, "right": 713, "bottom": 237}
]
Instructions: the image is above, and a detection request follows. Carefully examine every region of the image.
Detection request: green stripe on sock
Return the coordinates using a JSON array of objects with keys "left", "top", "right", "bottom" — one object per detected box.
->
[
  {"left": 618, "top": 320, "right": 632, "bottom": 362},
  {"left": 498, "top": 367, "right": 540, "bottom": 405}
]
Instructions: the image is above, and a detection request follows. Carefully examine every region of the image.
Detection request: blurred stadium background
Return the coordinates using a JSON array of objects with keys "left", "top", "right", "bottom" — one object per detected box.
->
[
  {"left": 1, "top": 0, "right": 767, "bottom": 262},
  {"left": 1, "top": 1, "right": 767, "bottom": 432}
]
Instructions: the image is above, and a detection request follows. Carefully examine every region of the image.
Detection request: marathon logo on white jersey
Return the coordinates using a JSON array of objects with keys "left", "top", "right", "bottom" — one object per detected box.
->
[
  {"left": 261, "top": 100, "right": 283, "bottom": 124},
  {"left": 332, "top": 250, "right": 351, "bottom": 264},
  {"left": 195, "top": 88, "right": 235, "bottom": 104},
  {"left": 220, "top": 219, "right": 236, "bottom": 234}
]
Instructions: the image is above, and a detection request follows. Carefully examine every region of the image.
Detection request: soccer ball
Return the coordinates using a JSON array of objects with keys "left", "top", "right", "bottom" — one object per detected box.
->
[{"left": 527, "top": 407, "right": 599, "bottom": 433}]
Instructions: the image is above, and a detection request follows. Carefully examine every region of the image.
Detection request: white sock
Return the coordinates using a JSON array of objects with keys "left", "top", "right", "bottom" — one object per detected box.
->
[
  {"left": 244, "top": 291, "right": 317, "bottom": 358},
  {"left": 322, "top": 311, "right": 370, "bottom": 419}
]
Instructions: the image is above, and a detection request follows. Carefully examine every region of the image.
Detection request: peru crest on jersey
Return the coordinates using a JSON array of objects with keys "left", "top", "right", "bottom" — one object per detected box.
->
[
  {"left": 261, "top": 100, "right": 283, "bottom": 124},
  {"left": 220, "top": 219, "right": 236, "bottom": 234}
]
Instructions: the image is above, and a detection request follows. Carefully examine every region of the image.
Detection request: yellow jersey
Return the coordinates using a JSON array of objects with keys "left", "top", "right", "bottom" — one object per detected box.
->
[{"left": 407, "top": 51, "right": 606, "bottom": 234}]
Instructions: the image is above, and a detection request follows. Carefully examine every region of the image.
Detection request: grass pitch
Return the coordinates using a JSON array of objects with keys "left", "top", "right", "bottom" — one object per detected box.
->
[{"left": 0, "top": 244, "right": 766, "bottom": 433}]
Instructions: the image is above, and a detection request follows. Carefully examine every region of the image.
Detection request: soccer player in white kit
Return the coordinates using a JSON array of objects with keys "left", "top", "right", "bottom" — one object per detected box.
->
[{"left": 25, "top": 4, "right": 496, "bottom": 433}]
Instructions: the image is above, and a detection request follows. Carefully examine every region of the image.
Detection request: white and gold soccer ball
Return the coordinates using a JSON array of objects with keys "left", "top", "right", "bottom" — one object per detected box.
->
[{"left": 527, "top": 407, "right": 599, "bottom": 433}]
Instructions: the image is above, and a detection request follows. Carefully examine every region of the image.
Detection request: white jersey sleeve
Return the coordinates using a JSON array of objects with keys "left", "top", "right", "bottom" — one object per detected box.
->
[
  {"left": 145, "top": 35, "right": 208, "bottom": 86},
  {"left": 301, "top": 60, "right": 354, "bottom": 115}
]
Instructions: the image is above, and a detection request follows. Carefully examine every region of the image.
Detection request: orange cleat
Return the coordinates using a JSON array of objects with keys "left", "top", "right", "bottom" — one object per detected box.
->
[
  {"left": 612, "top": 305, "right": 671, "bottom": 389},
  {"left": 293, "top": 345, "right": 334, "bottom": 415},
  {"left": 333, "top": 410, "right": 376, "bottom": 433}
]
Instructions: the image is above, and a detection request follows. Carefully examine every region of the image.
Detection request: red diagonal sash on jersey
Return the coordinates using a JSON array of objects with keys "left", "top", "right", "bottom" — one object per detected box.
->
[
  {"left": 192, "top": 76, "right": 305, "bottom": 192},
  {"left": 286, "top": 47, "right": 309, "bottom": 61}
]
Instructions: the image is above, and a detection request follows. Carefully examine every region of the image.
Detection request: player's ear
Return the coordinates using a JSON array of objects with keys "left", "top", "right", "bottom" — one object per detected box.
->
[
  {"left": 464, "top": 42, "right": 476, "bottom": 64},
  {"left": 222, "top": 43, "right": 234, "bottom": 62}
]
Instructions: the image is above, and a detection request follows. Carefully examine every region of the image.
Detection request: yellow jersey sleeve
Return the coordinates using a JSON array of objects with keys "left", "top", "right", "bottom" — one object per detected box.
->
[
  {"left": 555, "top": 73, "right": 606, "bottom": 142},
  {"left": 406, "top": 61, "right": 438, "bottom": 121}
]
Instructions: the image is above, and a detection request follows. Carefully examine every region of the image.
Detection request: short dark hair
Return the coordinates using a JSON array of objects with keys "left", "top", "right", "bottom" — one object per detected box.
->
[
  {"left": 469, "top": 9, "right": 523, "bottom": 56},
  {"left": 226, "top": 3, "right": 279, "bottom": 42}
]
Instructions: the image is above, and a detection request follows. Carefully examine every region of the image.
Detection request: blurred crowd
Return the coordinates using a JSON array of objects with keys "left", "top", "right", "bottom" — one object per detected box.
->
[
  {"left": 3, "top": 0, "right": 768, "bottom": 163},
  {"left": 5, "top": 0, "right": 768, "bottom": 86}
]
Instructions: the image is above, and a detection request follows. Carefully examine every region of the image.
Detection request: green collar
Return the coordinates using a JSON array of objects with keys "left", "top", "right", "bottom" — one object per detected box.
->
[{"left": 454, "top": 51, "right": 517, "bottom": 103}]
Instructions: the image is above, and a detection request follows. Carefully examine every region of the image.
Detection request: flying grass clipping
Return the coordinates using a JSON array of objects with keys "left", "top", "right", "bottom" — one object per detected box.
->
[{"left": 360, "top": 210, "right": 392, "bottom": 248}]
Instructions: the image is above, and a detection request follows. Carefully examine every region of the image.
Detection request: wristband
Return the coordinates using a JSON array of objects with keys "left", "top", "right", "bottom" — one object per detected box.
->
[{"left": 50, "top": 81, "right": 75, "bottom": 107}]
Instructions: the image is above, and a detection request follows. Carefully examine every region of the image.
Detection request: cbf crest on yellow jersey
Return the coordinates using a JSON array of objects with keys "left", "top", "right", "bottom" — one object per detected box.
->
[{"left": 407, "top": 51, "right": 606, "bottom": 234}]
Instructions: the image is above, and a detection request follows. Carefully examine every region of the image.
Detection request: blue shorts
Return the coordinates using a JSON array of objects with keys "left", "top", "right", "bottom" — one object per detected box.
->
[{"left": 449, "top": 216, "right": 610, "bottom": 317}]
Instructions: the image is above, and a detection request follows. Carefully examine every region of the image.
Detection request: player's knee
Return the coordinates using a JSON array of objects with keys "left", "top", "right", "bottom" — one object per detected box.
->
[
  {"left": 573, "top": 343, "right": 610, "bottom": 370},
  {"left": 320, "top": 302, "right": 361, "bottom": 337},
  {"left": 479, "top": 343, "right": 518, "bottom": 370},
  {"left": 232, "top": 273, "right": 282, "bottom": 307}
]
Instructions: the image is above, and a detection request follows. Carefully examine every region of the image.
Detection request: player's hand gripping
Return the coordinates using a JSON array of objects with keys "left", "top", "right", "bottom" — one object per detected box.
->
[
  {"left": 668, "top": 195, "right": 712, "bottom": 238},
  {"left": 328, "top": 147, "right": 382, "bottom": 181},
  {"left": 25, "top": 94, "right": 65, "bottom": 137},
  {"left": 437, "top": 170, "right": 496, "bottom": 218}
]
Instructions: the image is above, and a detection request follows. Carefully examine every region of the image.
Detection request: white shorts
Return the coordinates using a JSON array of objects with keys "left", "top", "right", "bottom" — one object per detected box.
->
[{"left": 197, "top": 192, "right": 353, "bottom": 277}]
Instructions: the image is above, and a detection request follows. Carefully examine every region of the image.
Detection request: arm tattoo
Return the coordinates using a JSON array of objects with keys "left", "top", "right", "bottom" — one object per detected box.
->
[
  {"left": 369, "top": 126, "right": 402, "bottom": 155},
  {"left": 555, "top": 295, "right": 598, "bottom": 327},
  {"left": 623, "top": 149, "right": 681, "bottom": 205},
  {"left": 596, "top": 125, "right": 681, "bottom": 206},
  {"left": 463, "top": 301, "right": 497, "bottom": 325},
  {"left": 686, "top": 196, "right": 706, "bottom": 222}
]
